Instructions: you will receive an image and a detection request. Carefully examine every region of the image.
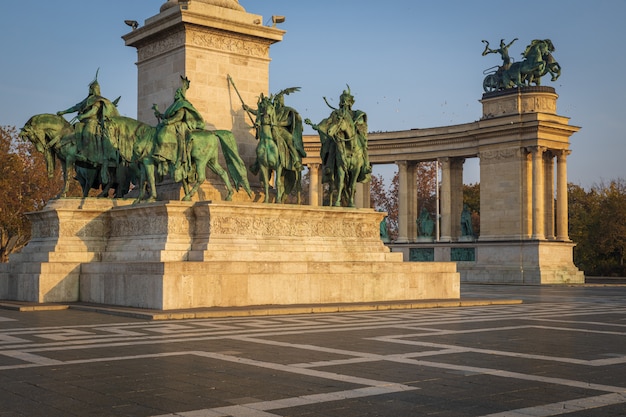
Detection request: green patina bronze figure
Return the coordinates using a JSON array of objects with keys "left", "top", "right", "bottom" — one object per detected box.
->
[
  {"left": 19, "top": 71, "right": 132, "bottom": 198},
  {"left": 417, "top": 207, "right": 435, "bottom": 238},
  {"left": 461, "top": 204, "right": 473, "bottom": 237},
  {"left": 481, "top": 38, "right": 561, "bottom": 92},
  {"left": 56, "top": 70, "right": 121, "bottom": 184},
  {"left": 153, "top": 76, "right": 205, "bottom": 182},
  {"left": 231, "top": 76, "right": 305, "bottom": 204},
  {"left": 379, "top": 210, "right": 390, "bottom": 243},
  {"left": 21, "top": 74, "right": 251, "bottom": 203},
  {"left": 305, "top": 86, "right": 371, "bottom": 207},
  {"left": 482, "top": 38, "right": 518, "bottom": 70}
]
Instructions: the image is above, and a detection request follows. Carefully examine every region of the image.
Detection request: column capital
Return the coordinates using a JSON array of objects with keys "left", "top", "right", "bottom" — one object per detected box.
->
[
  {"left": 554, "top": 149, "right": 572, "bottom": 159},
  {"left": 527, "top": 145, "right": 548, "bottom": 155}
]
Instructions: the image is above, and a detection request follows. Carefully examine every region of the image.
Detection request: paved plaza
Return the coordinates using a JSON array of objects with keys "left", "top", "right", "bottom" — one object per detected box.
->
[{"left": 1, "top": 284, "right": 626, "bottom": 416}]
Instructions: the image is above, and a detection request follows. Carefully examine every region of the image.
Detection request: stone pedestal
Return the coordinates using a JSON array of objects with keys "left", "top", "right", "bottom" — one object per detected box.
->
[
  {"left": 123, "top": 1, "right": 284, "bottom": 201},
  {"left": 2, "top": 199, "right": 133, "bottom": 303},
  {"left": 0, "top": 199, "right": 460, "bottom": 310},
  {"left": 457, "top": 240, "right": 584, "bottom": 284}
]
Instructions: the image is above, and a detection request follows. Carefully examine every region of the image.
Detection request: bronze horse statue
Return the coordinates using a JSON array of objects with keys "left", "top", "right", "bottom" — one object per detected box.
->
[
  {"left": 21, "top": 113, "right": 251, "bottom": 203},
  {"left": 325, "top": 110, "right": 367, "bottom": 207},
  {"left": 19, "top": 113, "right": 133, "bottom": 198},
  {"left": 102, "top": 116, "right": 251, "bottom": 203},
  {"left": 502, "top": 39, "right": 560, "bottom": 88},
  {"left": 250, "top": 94, "right": 301, "bottom": 203}
]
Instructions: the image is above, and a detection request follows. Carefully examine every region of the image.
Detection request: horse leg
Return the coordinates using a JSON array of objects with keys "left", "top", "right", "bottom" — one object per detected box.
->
[
  {"left": 296, "top": 171, "right": 302, "bottom": 205},
  {"left": 347, "top": 168, "right": 360, "bottom": 208},
  {"left": 58, "top": 158, "right": 76, "bottom": 199},
  {"left": 261, "top": 166, "right": 271, "bottom": 203},
  {"left": 134, "top": 164, "right": 147, "bottom": 204},
  {"left": 137, "top": 158, "right": 158, "bottom": 203},
  {"left": 334, "top": 168, "right": 345, "bottom": 207},
  {"left": 98, "top": 168, "right": 113, "bottom": 198},
  {"left": 182, "top": 177, "right": 191, "bottom": 201},
  {"left": 146, "top": 160, "right": 158, "bottom": 202},
  {"left": 275, "top": 166, "right": 283, "bottom": 203},
  {"left": 56, "top": 163, "right": 69, "bottom": 199},
  {"left": 182, "top": 161, "right": 202, "bottom": 202},
  {"left": 207, "top": 160, "right": 234, "bottom": 201}
]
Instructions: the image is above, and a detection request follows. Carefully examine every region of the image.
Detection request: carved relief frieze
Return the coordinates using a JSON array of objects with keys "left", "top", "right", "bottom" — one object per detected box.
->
[
  {"left": 188, "top": 27, "right": 269, "bottom": 57},
  {"left": 479, "top": 148, "right": 522, "bottom": 161},
  {"left": 209, "top": 213, "right": 377, "bottom": 239},
  {"left": 167, "top": 213, "right": 193, "bottom": 235},
  {"left": 110, "top": 213, "right": 168, "bottom": 238},
  {"left": 137, "top": 30, "right": 186, "bottom": 62},
  {"left": 521, "top": 96, "right": 557, "bottom": 114},
  {"left": 60, "top": 219, "right": 104, "bottom": 238}
]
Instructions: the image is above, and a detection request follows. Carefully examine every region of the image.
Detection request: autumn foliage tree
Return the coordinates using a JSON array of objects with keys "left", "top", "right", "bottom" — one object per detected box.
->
[
  {"left": 370, "top": 172, "right": 399, "bottom": 239},
  {"left": 370, "top": 162, "right": 440, "bottom": 240},
  {"left": 0, "top": 125, "right": 67, "bottom": 262}
]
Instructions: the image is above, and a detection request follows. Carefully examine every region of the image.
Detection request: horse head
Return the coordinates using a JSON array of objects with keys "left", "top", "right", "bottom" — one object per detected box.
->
[
  {"left": 20, "top": 114, "right": 71, "bottom": 178},
  {"left": 257, "top": 95, "right": 275, "bottom": 126}
]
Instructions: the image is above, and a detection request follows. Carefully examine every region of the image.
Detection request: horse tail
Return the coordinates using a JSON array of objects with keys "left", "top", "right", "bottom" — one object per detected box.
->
[
  {"left": 215, "top": 130, "right": 252, "bottom": 196},
  {"left": 282, "top": 169, "right": 297, "bottom": 200}
]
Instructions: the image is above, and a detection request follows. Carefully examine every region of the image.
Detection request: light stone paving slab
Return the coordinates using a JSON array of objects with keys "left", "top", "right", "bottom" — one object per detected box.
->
[{"left": 0, "top": 285, "right": 625, "bottom": 416}]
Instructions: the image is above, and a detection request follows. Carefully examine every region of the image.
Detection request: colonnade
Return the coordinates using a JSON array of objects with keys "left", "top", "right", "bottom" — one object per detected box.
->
[
  {"left": 302, "top": 87, "right": 578, "bottom": 245},
  {"left": 527, "top": 147, "right": 571, "bottom": 241},
  {"left": 304, "top": 146, "right": 571, "bottom": 244}
]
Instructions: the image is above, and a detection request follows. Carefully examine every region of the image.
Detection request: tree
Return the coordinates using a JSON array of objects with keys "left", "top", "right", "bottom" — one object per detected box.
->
[
  {"left": 592, "top": 179, "right": 626, "bottom": 275},
  {"left": 370, "top": 173, "right": 398, "bottom": 239},
  {"left": 0, "top": 125, "right": 68, "bottom": 262},
  {"left": 370, "top": 162, "right": 439, "bottom": 241},
  {"left": 568, "top": 183, "right": 598, "bottom": 274},
  {"left": 569, "top": 179, "right": 626, "bottom": 276},
  {"left": 416, "top": 162, "right": 438, "bottom": 216}
]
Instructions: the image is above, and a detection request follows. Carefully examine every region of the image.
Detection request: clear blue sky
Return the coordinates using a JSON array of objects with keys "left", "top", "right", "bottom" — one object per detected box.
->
[{"left": 1, "top": 1, "right": 624, "bottom": 188}]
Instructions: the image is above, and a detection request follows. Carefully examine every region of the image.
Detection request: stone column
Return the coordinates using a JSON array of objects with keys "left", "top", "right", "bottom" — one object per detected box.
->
[
  {"left": 439, "top": 158, "right": 452, "bottom": 242},
  {"left": 308, "top": 163, "right": 320, "bottom": 206},
  {"left": 522, "top": 150, "right": 533, "bottom": 239},
  {"left": 531, "top": 146, "right": 546, "bottom": 240},
  {"left": 450, "top": 158, "right": 465, "bottom": 240},
  {"left": 407, "top": 162, "right": 418, "bottom": 241},
  {"left": 355, "top": 182, "right": 371, "bottom": 209},
  {"left": 396, "top": 160, "right": 409, "bottom": 243},
  {"left": 543, "top": 151, "right": 555, "bottom": 240},
  {"left": 556, "top": 150, "right": 571, "bottom": 241}
]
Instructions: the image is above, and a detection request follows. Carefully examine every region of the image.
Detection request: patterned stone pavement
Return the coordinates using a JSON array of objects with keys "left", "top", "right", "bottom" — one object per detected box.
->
[{"left": 1, "top": 284, "right": 626, "bottom": 416}]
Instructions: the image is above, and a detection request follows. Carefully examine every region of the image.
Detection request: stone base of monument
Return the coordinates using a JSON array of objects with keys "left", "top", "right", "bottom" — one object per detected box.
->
[
  {"left": 457, "top": 240, "right": 584, "bottom": 284},
  {"left": 391, "top": 240, "right": 584, "bottom": 285},
  {"left": 0, "top": 199, "right": 460, "bottom": 310}
]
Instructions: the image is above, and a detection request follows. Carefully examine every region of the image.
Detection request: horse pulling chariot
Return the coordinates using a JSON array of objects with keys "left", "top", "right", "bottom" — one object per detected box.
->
[{"left": 481, "top": 38, "right": 561, "bottom": 92}]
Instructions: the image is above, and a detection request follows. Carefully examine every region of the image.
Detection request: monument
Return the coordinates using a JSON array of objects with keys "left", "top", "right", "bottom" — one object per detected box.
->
[
  {"left": 328, "top": 38, "right": 581, "bottom": 284},
  {"left": 0, "top": 1, "right": 460, "bottom": 309}
]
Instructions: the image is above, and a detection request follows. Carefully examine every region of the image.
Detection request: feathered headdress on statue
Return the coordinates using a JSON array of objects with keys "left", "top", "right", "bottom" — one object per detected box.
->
[
  {"left": 89, "top": 68, "right": 101, "bottom": 95},
  {"left": 273, "top": 87, "right": 300, "bottom": 105},
  {"left": 180, "top": 75, "right": 191, "bottom": 93}
]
